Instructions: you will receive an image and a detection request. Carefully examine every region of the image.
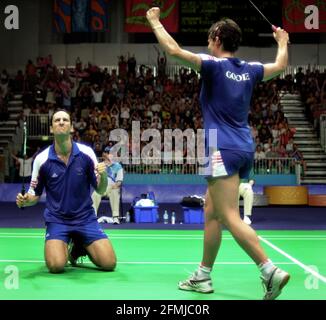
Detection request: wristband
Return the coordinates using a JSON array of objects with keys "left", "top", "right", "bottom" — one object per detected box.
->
[{"left": 152, "top": 25, "right": 163, "bottom": 30}]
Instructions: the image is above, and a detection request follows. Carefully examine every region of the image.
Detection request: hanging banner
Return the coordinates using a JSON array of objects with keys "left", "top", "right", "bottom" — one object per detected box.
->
[
  {"left": 125, "top": 0, "right": 179, "bottom": 33},
  {"left": 282, "top": 0, "right": 326, "bottom": 32},
  {"left": 53, "top": 0, "right": 72, "bottom": 33},
  {"left": 71, "top": 0, "right": 90, "bottom": 32},
  {"left": 54, "top": 0, "right": 109, "bottom": 33},
  {"left": 90, "top": 0, "right": 109, "bottom": 32}
]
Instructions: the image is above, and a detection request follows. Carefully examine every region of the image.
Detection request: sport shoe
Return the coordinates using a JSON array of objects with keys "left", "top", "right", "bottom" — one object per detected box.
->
[
  {"left": 113, "top": 217, "right": 120, "bottom": 225},
  {"left": 261, "top": 267, "right": 290, "bottom": 300},
  {"left": 68, "top": 238, "right": 88, "bottom": 266},
  {"left": 98, "top": 216, "right": 113, "bottom": 223},
  {"left": 244, "top": 216, "right": 252, "bottom": 225},
  {"left": 178, "top": 271, "right": 214, "bottom": 293}
]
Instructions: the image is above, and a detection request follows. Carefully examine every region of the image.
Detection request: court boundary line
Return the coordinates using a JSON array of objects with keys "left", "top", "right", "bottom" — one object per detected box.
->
[
  {"left": 0, "top": 231, "right": 326, "bottom": 241},
  {"left": 0, "top": 231, "right": 326, "bottom": 238},
  {"left": 1, "top": 231, "right": 325, "bottom": 282},
  {"left": 1, "top": 235, "right": 326, "bottom": 241},
  {"left": 259, "top": 236, "right": 326, "bottom": 284},
  {"left": 0, "top": 259, "right": 295, "bottom": 265}
]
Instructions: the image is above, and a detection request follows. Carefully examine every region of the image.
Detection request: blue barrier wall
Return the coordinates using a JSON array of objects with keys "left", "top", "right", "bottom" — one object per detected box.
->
[
  {"left": 3, "top": 174, "right": 322, "bottom": 204},
  {"left": 124, "top": 174, "right": 298, "bottom": 185},
  {"left": 1, "top": 182, "right": 326, "bottom": 203},
  {"left": 0, "top": 183, "right": 206, "bottom": 203}
]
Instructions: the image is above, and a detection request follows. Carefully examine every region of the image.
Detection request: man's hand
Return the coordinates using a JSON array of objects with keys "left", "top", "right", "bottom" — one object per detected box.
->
[
  {"left": 112, "top": 182, "right": 121, "bottom": 189},
  {"left": 146, "top": 7, "right": 161, "bottom": 26},
  {"left": 16, "top": 193, "right": 39, "bottom": 208},
  {"left": 96, "top": 162, "right": 107, "bottom": 177},
  {"left": 273, "top": 28, "right": 289, "bottom": 46},
  {"left": 95, "top": 162, "right": 108, "bottom": 195},
  {"left": 16, "top": 193, "right": 29, "bottom": 208}
]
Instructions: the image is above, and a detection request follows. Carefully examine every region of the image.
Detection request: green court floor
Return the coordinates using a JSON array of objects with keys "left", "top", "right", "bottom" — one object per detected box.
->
[{"left": 0, "top": 229, "right": 325, "bottom": 300}]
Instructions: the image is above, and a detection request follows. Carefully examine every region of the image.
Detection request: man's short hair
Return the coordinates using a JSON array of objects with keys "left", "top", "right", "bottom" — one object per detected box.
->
[
  {"left": 208, "top": 18, "right": 242, "bottom": 53},
  {"left": 51, "top": 109, "right": 72, "bottom": 124},
  {"left": 103, "top": 146, "right": 111, "bottom": 153}
]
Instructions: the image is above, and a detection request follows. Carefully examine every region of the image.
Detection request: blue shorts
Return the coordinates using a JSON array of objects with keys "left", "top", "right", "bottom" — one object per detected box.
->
[
  {"left": 201, "top": 148, "right": 254, "bottom": 180},
  {"left": 45, "top": 220, "right": 108, "bottom": 245}
]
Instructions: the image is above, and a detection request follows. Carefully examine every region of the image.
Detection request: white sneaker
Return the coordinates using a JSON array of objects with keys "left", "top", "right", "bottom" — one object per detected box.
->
[
  {"left": 261, "top": 267, "right": 290, "bottom": 300},
  {"left": 244, "top": 216, "right": 252, "bottom": 225},
  {"left": 97, "top": 216, "right": 105, "bottom": 223},
  {"left": 97, "top": 216, "right": 113, "bottom": 224},
  {"left": 178, "top": 271, "right": 214, "bottom": 293},
  {"left": 113, "top": 217, "right": 120, "bottom": 225}
]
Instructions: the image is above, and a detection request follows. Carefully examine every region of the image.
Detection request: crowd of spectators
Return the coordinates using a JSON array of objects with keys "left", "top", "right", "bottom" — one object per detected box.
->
[
  {"left": 296, "top": 67, "right": 326, "bottom": 135},
  {"left": 0, "top": 69, "right": 10, "bottom": 121},
  {"left": 248, "top": 74, "right": 314, "bottom": 174},
  {"left": 2, "top": 53, "right": 325, "bottom": 180}
]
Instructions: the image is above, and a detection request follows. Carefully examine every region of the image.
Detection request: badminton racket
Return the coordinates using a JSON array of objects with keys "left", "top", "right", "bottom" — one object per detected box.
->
[{"left": 21, "top": 121, "right": 27, "bottom": 208}]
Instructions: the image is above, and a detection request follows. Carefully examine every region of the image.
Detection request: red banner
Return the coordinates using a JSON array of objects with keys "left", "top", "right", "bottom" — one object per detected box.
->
[
  {"left": 124, "top": 0, "right": 179, "bottom": 33},
  {"left": 282, "top": 0, "right": 326, "bottom": 33}
]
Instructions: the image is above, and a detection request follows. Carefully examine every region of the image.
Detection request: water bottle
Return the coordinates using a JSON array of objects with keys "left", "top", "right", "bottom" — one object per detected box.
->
[
  {"left": 163, "top": 210, "right": 169, "bottom": 224},
  {"left": 126, "top": 211, "right": 130, "bottom": 223},
  {"left": 171, "top": 211, "right": 176, "bottom": 225}
]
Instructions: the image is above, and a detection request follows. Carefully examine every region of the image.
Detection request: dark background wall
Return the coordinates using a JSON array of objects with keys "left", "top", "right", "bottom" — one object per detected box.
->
[{"left": 0, "top": 0, "right": 325, "bottom": 72}]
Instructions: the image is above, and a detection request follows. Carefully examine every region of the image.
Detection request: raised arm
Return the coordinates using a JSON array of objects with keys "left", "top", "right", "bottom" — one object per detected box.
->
[
  {"left": 11, "top": 152, "right": 19, "bottom": 161},
  {"left": 263, "top": 28, "right": 289, "bottom": 81},
  {"left": 146, "top": 7, "right": 201, "bottom": 71}
]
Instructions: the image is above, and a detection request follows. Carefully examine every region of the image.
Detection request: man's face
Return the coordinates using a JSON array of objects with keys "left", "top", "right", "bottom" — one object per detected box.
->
[
  {"left": 51, "top": 111, "right": 72, "bottom": 136},
  {"left": 104, "top": 152, "right": 113, "bottom": 162}
]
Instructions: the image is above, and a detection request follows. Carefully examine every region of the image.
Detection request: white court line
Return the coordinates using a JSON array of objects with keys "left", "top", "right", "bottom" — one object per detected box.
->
[
  {"left": 0, "top": 232, "right": 325, "bottom": 238},
  {"left": 0, "top": 236, "right": 43, "bottom": 238},
  {"left": 1, "top": 235, "right": 326, "bottom": 241},
  {"left": 259, "top": 236, "right": 326, "bottom": 284},
  {"left": 0, "top": 259, "right": 295, "bottom": 265},
  {"left": 0, "top": 235, "right": 205, "bottom": 240},
  {"left": 0, "top": 232, "right": 205, "bottom": 237},
  {"left": 0, "top": 232, "right": 204, "bottom": 236},
  {"left": 255, "top": 238, "right": 326, "bottom": 241},
  {"left": 1, "top": 235, "right": 326, "bottom": 242}
]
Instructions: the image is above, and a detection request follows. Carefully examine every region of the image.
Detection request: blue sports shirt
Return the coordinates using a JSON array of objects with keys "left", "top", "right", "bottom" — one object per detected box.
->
[
  {"left": 28, "top": 142, "right": 99, "bottom": 225},
  {"left": 199, "top": 54, "right": 264, "bottom": 152},
  {"left": 106, "top": 162, "right": 123, "bottom": 185}
]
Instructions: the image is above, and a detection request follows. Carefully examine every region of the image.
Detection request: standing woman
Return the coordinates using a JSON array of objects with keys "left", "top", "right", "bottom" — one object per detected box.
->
[{"left": 146, "top": 7, "right": 290, "bottom": 300}]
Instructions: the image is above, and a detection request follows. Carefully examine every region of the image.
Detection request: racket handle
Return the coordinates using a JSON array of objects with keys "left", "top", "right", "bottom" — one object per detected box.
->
[
  {"left": 21, "top": 184, "right": 25, "bottom": 210},
  {"left": 272, "top": 25, "right": 290, "bottom": 44}
]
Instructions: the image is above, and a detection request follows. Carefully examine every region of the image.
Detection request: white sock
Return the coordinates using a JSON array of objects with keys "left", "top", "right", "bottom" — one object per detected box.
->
[
  {"left": 259, "top": 259, "right": 276, "bottom": 279},
  {"left": 196, "top": 264, "right": 212, "bottom": 279}
]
